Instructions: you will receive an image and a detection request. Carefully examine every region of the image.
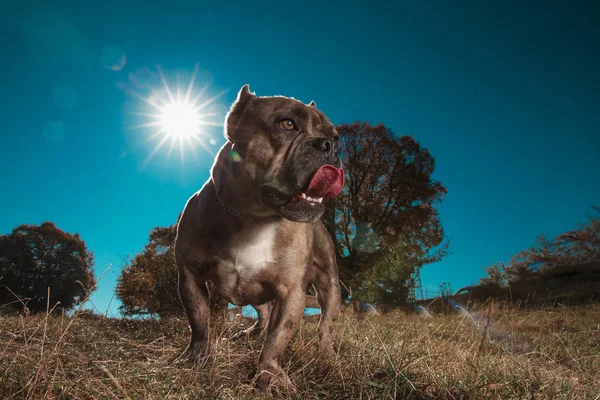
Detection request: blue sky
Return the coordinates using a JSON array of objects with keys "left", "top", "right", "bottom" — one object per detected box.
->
[{"left": 0, "top": 0, "right": 598, "bottom": 316}]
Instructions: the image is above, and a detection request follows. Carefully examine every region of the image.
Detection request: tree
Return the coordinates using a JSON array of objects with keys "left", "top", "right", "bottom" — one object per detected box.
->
[
  {"left": 0, "top": 222, "right": 95, "bottom": 313},
  {"left": 352, "top": 242, "right": 416, "bottom": 308},
  {"left": 480, "top": 262, "right": 508, "bottom": 285},
  {"left": 116, "top": 224, "right": 181, "bottom": 317},
  {"left": 116, "top": 222, "right": 227, "bottom": 318},
  {"left": 481, "top": 206, "right": 600, "bottom": 284},
  {"left": 354, "top": 231, "right": 448, "bottom": 307},
  {"left": 322, "top": 122, "right": 449, "bottom": 306}
]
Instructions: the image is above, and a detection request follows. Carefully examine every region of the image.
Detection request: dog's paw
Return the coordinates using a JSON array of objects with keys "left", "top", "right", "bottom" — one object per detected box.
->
[
  {"left": 256, "top": 366, "right": 297, "bottom": 397},
  {"left": 171, "top": 340, "right": 210, "bottom": 365},
  {"left": 318, "top": 339, "right": 336, "bottom": 360}
]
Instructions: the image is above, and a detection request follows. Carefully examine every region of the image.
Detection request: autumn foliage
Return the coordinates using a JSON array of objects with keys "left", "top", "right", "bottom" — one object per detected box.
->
[
  {"left": 115, "top": 225, "right": 181, "bottom": 317},
  {"left": 457, "top": 207, "right": 600, "bottom": 305},
  {"left": 482, "top": 207, "right": 600, "bottom": 285},
  {"left": 322, "top": 122, "right": 448, "bottom": 306}
]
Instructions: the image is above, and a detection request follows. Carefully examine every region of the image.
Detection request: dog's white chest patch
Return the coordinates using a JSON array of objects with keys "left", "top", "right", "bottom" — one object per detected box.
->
[{"left": 217, "top": 222, "right": 278, "bottom": 300}]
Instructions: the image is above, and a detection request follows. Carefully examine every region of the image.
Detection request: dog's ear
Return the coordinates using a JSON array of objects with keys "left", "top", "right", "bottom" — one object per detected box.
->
[
  {"left": 309, "top": 100, "right": 317, "bottom": 108},
  {"left": 237, "top": 84, "right": 253, "bottom": 102},
  {"left": 231, "top": 84, "right": 255, "bottom": 112},
  {"left": 224, "top": 84, "right": 256, "bottom": 142}
]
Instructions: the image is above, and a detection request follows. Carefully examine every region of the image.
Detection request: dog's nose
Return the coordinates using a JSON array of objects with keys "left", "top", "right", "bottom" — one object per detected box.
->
[{"left": 313, "top": 138, "right": 337, "bottom": 157}]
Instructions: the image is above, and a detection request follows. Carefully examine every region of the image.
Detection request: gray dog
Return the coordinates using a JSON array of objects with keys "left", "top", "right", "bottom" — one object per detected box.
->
[{"left": 174, "top": 84, "right": 344, "bottom": 393}]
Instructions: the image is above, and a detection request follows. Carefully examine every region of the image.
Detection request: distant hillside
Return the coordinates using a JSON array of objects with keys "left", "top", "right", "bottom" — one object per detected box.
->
[{"left": 454, "top": 261, "right": 600, "bottom": 307}]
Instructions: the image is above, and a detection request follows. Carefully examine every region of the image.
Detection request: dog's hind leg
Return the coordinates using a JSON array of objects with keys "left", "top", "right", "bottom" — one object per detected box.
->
[
  {"left": 232, "top": 302, "right": 272, "bottom": 339},
  {"left": 255, "top": 302, "right": 272, "bottom": 335},
  {"left": 313, "top": 260, "right": 341, "bottom": 358},
  {"left": 176, "top": 264, "right": 211, "bottom": 361},
  {"left": 249, "top": 302, "right": 272, "bottom": 337},
  {"left": 312, "top": 222, "right": 342, "bottom": 358}
]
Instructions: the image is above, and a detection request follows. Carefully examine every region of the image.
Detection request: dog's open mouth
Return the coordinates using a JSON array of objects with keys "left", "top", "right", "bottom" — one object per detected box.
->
[
  {"left": 286, "top": 165, "right": 344, "bottom": 206},
  {"left": 261, "top": 165, "right": 344, "bottom": 215}
]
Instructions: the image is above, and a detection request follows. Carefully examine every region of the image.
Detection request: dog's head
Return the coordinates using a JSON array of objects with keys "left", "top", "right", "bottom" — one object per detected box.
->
[{"left": 222, "top": 84, "right": 344, "bottom": 223}]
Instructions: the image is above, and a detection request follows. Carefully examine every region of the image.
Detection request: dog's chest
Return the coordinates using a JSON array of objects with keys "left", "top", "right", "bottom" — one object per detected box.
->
[{"left": 216, "top": 223, "right": 279, "bottom": 300}]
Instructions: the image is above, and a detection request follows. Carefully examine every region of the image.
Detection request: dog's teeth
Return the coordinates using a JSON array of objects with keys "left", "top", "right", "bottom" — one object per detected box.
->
[
  {"left": 305, "top": 196, "right": 323, "bottom": 203},
  {"left": 300, "top": 193, "right": 323, "bottom": 203}
]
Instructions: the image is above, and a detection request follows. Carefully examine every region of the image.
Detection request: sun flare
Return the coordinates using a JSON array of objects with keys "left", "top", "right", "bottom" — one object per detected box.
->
[
  {"left": 124, "top": 64, "right": 227, "bottom": 167},
  {"left": 159, "top": 100, "right": 201, "bottom": 139}
]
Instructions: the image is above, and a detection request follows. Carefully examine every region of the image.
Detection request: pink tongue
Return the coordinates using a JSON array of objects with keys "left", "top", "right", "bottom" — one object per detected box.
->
[{"left": 305, "top": 165, "right": 344, "bottom": 198}]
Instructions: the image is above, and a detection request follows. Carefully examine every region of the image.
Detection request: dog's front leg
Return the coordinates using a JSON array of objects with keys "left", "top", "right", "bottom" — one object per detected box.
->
[
  {"left": 176, "top": 264, "right": 211, "bottom": 361},
  {"left": 256, "top": 286, "right": 305, "bottom": 394}
]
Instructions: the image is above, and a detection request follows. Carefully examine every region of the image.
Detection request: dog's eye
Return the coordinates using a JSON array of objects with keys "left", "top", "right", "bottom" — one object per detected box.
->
[{"left": 278, "top": 119, "right": 296, "bottom": 131}]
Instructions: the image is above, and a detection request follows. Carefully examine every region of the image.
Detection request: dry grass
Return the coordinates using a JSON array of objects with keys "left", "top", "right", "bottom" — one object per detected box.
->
[{"left": 1, "top": 302, "right": 598, "bottom": 399}]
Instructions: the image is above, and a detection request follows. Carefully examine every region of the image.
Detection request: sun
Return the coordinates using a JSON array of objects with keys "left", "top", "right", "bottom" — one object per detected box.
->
[
  {"left": 159, "top": 100, "right": 201, "bottom": 139},
  {"left": 123, "top": 64, "right": 227, "bottom": 167}
]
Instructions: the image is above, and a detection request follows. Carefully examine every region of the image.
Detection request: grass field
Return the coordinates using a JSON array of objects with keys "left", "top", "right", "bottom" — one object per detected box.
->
[{"left": 1, "top": 302, "right": 598, "bottom": 399}]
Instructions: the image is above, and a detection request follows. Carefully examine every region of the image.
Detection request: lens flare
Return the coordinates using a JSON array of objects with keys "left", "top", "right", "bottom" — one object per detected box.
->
[{"left": 123, "top": 63, "right": 227, "bottom": 168}]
